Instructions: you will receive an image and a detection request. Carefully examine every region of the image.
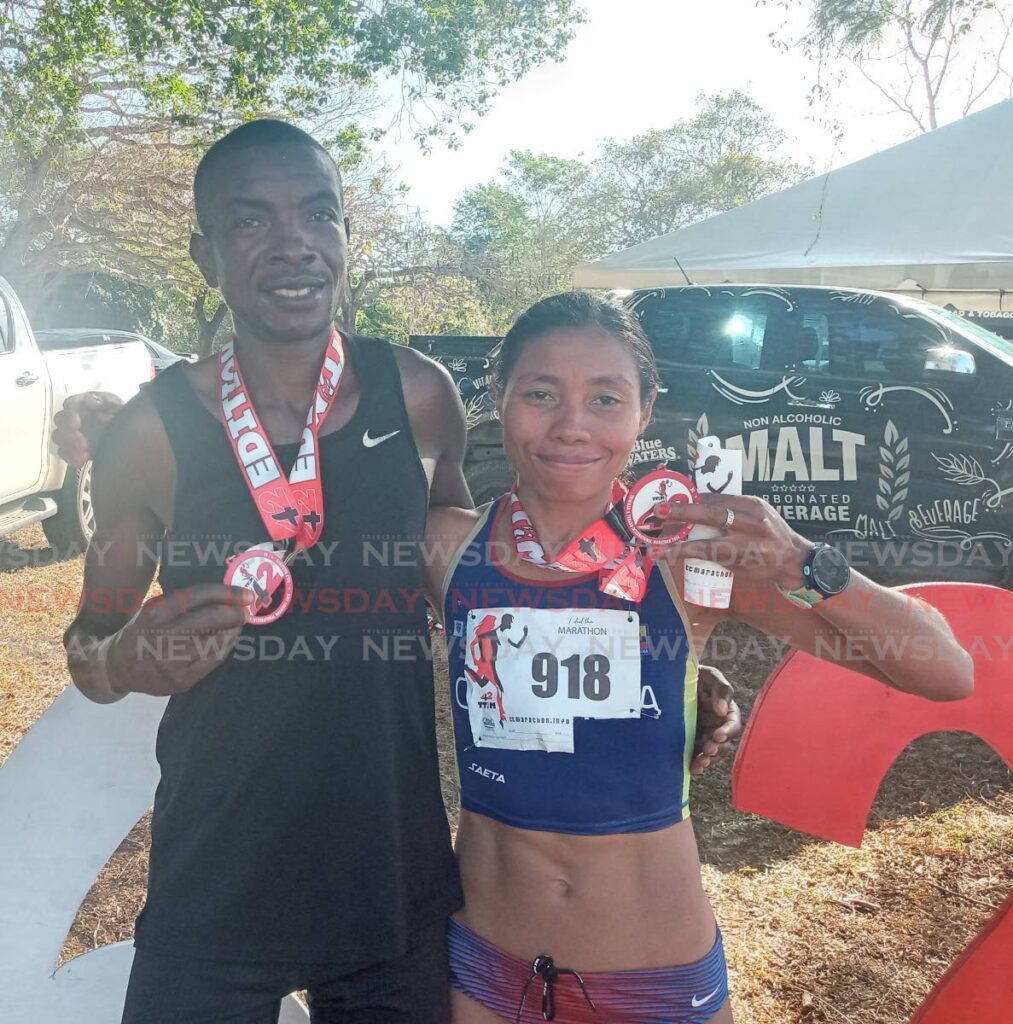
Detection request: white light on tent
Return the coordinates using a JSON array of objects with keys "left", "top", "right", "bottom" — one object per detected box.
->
[{"left": 725, "top": 314, "right": 749, "bottom": 338}]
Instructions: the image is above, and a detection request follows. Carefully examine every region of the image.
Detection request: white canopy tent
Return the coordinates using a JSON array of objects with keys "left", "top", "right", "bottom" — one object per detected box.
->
[{"left": 574, "top": 100, "right": 1013, "bottom": 311}]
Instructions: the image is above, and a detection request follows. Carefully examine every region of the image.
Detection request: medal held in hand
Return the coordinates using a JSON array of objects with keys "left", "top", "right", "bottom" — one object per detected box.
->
[
  {"left": 218, "top": 329, "right": 345, "bottom": 625},
  {"left": 224, "top": 543, "right": 295, "bottom": 626},
  {"left": 623, "top": 466, "right": 697, "bottom": 546}
]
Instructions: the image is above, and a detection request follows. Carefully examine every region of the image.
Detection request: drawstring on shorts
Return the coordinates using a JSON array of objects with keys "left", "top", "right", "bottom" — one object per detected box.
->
[{"left": 514, "top": 953, "right": 597, "bottom": 1022}]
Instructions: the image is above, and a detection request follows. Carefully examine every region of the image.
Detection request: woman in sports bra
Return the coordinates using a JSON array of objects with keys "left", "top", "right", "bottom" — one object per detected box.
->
[{"left": 422, "top": 291, "right": 973, "bottom": 1024}]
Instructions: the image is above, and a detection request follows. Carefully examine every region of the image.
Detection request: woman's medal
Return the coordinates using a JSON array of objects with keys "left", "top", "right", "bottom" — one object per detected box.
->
[
  {"left": 509, "top": 481, "right": 651, "bottom": 602},
  {"left": 623, "top": 466, "right": 697, "bottom": 546}
]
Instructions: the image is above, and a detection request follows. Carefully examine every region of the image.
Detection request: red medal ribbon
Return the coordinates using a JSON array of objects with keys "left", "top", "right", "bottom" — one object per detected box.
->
[
  {"left": 218, "top": 328, "right": 344, "bottom": 553},
  {"left": 508, "top": 482, "right": 651, "bottom": 603}
]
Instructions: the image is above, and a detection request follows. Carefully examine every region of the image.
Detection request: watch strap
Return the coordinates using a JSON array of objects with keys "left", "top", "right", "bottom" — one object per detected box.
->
[{"left": 778, "top": 583, "right": 825, "bottom": 610}]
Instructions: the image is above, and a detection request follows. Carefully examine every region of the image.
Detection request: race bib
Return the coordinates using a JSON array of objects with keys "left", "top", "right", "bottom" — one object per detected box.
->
[{"left": 457, "top": 607, "right": 642, "bottom": 753}]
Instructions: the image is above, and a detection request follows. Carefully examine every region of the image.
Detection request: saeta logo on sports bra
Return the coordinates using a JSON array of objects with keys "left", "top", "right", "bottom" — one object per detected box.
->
[{"left": 469, "top": 763, "right": 506, "bottom": 783}]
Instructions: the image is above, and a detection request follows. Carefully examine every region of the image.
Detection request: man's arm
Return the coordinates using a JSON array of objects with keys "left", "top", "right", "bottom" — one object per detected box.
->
[
  {"left": 65, "top": 395, "right": 164, "bottom": 700},
  {"left": 394, "top": 345, "right": 473, "bottom": 510},
  {"left": 65, "top": 394, "right": 252, "bottom": 702}
]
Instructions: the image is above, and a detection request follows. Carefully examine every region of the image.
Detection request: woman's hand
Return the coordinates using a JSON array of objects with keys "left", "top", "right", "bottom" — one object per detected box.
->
[{"left": 657, "top": 494, "right": 812, "bottom": 590}]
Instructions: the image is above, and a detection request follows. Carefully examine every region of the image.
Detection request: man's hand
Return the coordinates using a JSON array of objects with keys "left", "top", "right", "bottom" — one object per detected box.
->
[
  {"left": 53, "top": 392, "right": 124, "bottom": 467},
  {"left": 105, "top": 584, "right": 254, "bottom": 697},
  {"left": 690, "top": 664, "right": 742, "bottom": 775}
]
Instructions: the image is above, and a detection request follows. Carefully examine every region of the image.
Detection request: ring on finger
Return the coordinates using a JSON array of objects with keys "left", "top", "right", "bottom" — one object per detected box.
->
[{"left": 722, "top": 507, "right": 735, "bottom": 532}]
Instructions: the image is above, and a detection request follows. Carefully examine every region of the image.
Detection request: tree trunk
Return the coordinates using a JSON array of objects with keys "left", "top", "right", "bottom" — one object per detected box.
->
[
  {"left": 194, "top": 291, "right": 229, "bottom": 357},
  {"left": 0, "top": 257, "right": 64, "bottom": 324},
  {"left": 342, "top": 276, "right": 373, "bottom": 334}
]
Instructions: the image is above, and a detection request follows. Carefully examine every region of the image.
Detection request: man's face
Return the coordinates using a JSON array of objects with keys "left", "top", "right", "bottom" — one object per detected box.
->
[{"left": 191, "top": 143, "right": 349, "bottom": 345}]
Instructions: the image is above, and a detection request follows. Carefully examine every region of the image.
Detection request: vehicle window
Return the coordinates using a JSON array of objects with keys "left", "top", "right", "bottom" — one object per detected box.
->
[
  {"left": 852, "top": 311, "right": 945, "bottom": 380},
  {"left": 635, "top": 290, "right": 985, "bottom": 380},
  {"left": 634, "top": 290, "right": 799, "bottom": 372},
  {"left": 793, "top": 294, "right": 955, "bottom": 381},
  {"left": 33, "top": 332, "right": 110, "bottom": 352}
]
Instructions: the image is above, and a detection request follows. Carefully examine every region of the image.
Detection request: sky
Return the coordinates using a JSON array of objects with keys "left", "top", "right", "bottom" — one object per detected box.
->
[{"left": 371, "top": 0, "right": 990, "bottom": 227}]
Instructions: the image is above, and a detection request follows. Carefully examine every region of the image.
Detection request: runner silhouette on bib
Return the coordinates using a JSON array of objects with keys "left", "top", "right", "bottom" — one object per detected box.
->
[{"left": 465, "top": 614, "right": 528, "bottom": 727}]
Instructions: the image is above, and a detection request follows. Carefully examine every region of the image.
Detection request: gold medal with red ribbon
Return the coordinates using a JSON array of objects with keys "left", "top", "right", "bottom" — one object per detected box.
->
[
  {"left": 508, "top": 481, "right": 653, "bottom": 603},
  {"left": 219, "top": 329, "right": 345, "bottom": 625}
]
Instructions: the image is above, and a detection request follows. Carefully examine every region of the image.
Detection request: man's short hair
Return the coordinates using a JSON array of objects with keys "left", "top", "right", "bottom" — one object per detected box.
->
[{"left": 193, "top": 119, "right": 343, "bottom": 234}]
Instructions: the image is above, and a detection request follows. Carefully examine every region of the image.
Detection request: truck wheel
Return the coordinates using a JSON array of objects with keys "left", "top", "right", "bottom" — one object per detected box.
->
[
  {"left": 465, "top": 459, "right": 512, "bottom": 506},
  {"left": 42, "top": 463, "right": 94, "bottom": 555}
]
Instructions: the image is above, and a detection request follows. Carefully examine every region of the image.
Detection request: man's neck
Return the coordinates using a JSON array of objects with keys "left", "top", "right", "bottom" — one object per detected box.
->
[{"left": 231, "top": 326, "right": 334, "bottom": 408}]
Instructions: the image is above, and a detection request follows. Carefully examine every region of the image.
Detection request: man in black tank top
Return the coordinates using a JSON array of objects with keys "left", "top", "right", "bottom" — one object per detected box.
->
[{"left": 63, "top": 120, "right": 471, "bottom": 1024}]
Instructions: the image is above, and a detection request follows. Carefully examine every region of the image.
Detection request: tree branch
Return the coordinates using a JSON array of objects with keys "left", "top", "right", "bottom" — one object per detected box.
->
[{"left": 853, "top": 59, "right": 928, "bottom": 131}]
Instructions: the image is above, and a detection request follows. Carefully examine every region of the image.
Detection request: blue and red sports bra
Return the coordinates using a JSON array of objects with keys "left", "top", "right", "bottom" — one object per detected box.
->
[{"left": 442, "top": 498, "right": 699, "bottom": 836}]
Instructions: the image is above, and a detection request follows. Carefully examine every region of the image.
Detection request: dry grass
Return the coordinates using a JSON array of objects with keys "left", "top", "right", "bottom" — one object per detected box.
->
[{"left": 1, "top": 525, "right": 1010, "bottom": 1021}]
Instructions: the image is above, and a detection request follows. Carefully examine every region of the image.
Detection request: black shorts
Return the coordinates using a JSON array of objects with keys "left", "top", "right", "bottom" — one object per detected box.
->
[{"left": 120, "top": 918, "right": 450, "bottom": 1024}]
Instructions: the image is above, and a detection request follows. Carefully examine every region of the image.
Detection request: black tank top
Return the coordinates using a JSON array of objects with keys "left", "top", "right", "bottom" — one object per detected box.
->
[{"left": 136, "top": 335, "right": 461, "bottom": 963}]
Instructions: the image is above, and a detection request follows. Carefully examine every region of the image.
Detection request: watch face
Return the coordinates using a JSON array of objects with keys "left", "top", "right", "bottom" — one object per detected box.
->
[{"left": 810, "top": 545, "right": 850, "bottom": 595}]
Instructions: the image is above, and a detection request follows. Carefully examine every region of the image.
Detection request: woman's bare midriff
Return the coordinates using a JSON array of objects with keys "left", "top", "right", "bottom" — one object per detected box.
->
[{"left": 453, "top": 808, "right": 716, "bottom": 970}]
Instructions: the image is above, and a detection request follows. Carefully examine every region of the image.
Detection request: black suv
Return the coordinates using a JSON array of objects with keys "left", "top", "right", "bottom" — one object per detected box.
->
[{"left": 411, "top": 285, "right": 1013, "bottom": 585}]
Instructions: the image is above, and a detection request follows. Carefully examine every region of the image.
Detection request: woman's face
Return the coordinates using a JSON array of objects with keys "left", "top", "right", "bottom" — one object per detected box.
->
[{"left": 497, "top": 327, "right": 655, "bottom": 505}]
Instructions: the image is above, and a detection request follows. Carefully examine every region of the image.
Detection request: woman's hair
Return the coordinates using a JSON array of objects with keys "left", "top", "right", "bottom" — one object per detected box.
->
[{"left": 492, "top": 291, "right": 662, "bottom": 403}]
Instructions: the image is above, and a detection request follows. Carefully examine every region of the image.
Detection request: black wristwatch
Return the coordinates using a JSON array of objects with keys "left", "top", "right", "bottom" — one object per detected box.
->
[{"left": 780, "top": 542, "right": 851, "bottom": 609}]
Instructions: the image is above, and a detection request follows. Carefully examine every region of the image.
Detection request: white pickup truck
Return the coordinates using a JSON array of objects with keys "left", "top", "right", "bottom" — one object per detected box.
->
[{"left": 0, "top": 276, "right": 152, "bottom": 552}]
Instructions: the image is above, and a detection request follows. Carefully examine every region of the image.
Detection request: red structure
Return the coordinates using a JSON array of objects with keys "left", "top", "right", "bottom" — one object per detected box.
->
[
  {"left": 732, "top": 582, "right": 1012, "bottom": 847},
  {"left": 908, "top": 890, "right": 1013, "bottom": 1023},
  {"left": 732, "top": 582, "right": 1012, "bottom": 1024}
]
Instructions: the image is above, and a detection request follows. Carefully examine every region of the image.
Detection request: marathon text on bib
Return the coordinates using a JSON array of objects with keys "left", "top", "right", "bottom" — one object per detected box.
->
[{"left": 460, "top": 607, "right": 642, "bottom": 753}]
